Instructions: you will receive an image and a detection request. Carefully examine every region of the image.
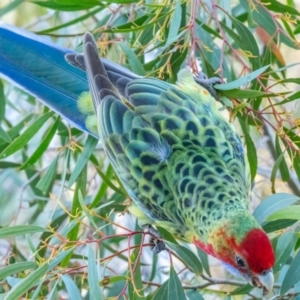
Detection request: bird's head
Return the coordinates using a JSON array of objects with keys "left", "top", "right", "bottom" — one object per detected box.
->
[{"left": 193, "top": 216, "right": 275, "bottom": 295}]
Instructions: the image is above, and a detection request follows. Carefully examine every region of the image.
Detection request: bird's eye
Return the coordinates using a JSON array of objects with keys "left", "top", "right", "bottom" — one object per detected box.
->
[
  {"left": 236, "top": 256, "right": 245, "bottom": 267},
  {"left": 261, "top": 270, "right": 267, "bottom": 276}
]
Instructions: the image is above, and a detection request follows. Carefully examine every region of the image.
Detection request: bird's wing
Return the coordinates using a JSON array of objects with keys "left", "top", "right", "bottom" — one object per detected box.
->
[{"left": 82, "top": 33, "right": 250, "bottom": 238}]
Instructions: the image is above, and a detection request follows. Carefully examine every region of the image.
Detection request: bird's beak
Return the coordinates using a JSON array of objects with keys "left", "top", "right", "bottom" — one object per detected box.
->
[
  {"left": 251, "top": 269, "right": 274, "bottom": 295},
  {"left": 257, "top": 270, "right": 274, "bottom": 291}
]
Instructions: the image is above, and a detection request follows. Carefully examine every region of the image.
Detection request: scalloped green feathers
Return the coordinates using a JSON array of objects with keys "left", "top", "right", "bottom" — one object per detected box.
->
[{"left": 78, "top": 62, "right": 252, "bottom": 243}]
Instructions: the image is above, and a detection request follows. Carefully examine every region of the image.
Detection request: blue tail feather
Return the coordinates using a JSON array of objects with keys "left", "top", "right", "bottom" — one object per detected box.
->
[{"left": 0, "top": 22, "right": 94, "bottom": 136}]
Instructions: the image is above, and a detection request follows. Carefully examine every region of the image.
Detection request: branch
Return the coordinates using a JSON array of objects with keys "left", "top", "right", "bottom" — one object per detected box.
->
[{"left": 182, "top": 274, "right": 281, "bottom": 290}]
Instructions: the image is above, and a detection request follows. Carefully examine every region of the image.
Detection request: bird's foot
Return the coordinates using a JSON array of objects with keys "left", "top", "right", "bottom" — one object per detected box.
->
[
  {"left": 142, "top": 224, "right": 166, "bottom": 254},
  {"left": 194, "top": 71, "right": 222, "bottom": 101}
]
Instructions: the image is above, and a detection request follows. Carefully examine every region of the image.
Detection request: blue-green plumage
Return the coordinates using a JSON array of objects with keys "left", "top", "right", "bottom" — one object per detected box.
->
[{"left": 72, "top": 33, "right": 251, "bottom": 243}]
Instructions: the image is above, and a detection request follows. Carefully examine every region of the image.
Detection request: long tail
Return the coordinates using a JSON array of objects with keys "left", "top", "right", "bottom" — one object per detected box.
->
[{"left": 0, "top": 23, "right": 138, "bottom": 137}]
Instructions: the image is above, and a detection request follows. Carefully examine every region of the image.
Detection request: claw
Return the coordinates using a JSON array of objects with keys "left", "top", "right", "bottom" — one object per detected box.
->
[
  {"left": 194, "top": 71, "right": 222, "bottom": 101},
  {"left": 142, "top": 224, "right": 166, "bottom": 254}
]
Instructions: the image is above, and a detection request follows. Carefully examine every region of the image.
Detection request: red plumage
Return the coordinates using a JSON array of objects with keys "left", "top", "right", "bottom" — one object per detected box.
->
[{"left": 238, "top": 228, "right": 275, "bottom": 274}]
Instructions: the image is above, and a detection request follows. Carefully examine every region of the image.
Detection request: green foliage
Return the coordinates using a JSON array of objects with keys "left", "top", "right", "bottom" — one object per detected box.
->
[{"left": 0, "top": 0, "right": 300, "bottom": 299}]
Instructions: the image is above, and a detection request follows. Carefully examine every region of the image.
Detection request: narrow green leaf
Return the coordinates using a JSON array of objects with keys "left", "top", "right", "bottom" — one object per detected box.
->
[
  {"left": 88, "top": 246, "right": 103, "bottom": 300},
  {"left": 291, "top": 151, "right": 300, "bottom": 182},
  {"left": 260, "top": 0, "right": 300, "bottom": 16},
  {"left": 236, "top": 111, "right": 263, "bottom": 127},
  {"left": 0, "top": 262, "right": 37, "bottom": 281},
  {"left": 267, "top": 62, "right": 300, "bottom": 75},
  {"left": 0, "top": 114, "right": 34, "bottom": 145},
  {"left": 166, "top": 3, "right": 182, "bottom": 45},
  {"left": 274, "top": 92, "right": 300, "bottom": 106},
  {"left": 36, "top": 7, "right": 104, "bottom": 33},
  {"left": 118, "top": 43, "right": 145, "bottom": 76},
  {"left": 275, "top": 136, "right": 290, "bottom": 182},
  {"left": 128, "top": 249, "right": 145, "bottom": 300},
  {"left": 281, "top": 250, "right": 300, "bottom": 295},
  {"left": 274, "top": 231, "right": 297, "bottom": 274},
  {"left": 152, "top": 267, "right": 186, "bottom": 300},
  {"left": 281, "top": 18, "right": 296, "bottom": 41},
  {"left": 0, "top": 126, "right": 11, "bottom": 143},
  {"left": 90, "top": 0, "right": 138, "bottom": 3},
  {"left": 221, "top": 21, "right": 241, "bottom": 46},
  {"left": 214, "top": 65, "right": 269, "bottom": 90},
  {"left": 253, "top": 193, "right": 299, "bottom": 225},
  {"left": 152, "top": 279, "right": 168, "bottom": 300},
  {"left": 20, "top": 116, "right": 60, "bottom": 170},
  {"left": 0, "top": 80, "right": 5, "bottom": 121},
  {"left": 78, "top": 192, "right": 99, "bottom": 232},
  {"left": 274, "top": 78, "right": 300, "bottom": 85},
  {"left": 245, "top": 131, "right": 257, "bottom": 182},
  {"left": 0, "top": 161, "right": 20, "bottom": 168},
  {"left": 295, "top": 24, "right": 300, "bottom": 35},
  {"left": 186, "top": 290, "right": 204, "bottom": 300},
  {"left": 231, "top": 284, "right": 253, "bottom": 295},
  {"left": 45, "top": 281, "right": 58, "bottom": 300},
  {"left": 196, "top": 248, "right": 210, "bottom": 276},
  {"left": 31, "top": 280, "right": 44, "bottom": 300},
  {"left": 270, "top": 153, "right": 285, "bottom": 194},
  {"left": 61, "top": 275, "right": 82, "bottom": 300},
  {"left": 168, "top": 243, "right": 202, "bottom": 275},
  {"left": 168, "top": 267, "right": 187, "bottom": 300},
  {"left": 36, "top": 154, "right": 59, "bottom": 192},
  {"left": 195, "top": 21, "right": 221, "bottom": 39},
  {"left": 240, "top": 120, "right": 257, "bottom": 182},
  {"left": 0, "top": 112, "right": 54, "bottom": 159},
  {"left": 268, "top": 206, "right": 300, "bottom": 221},
  {"left": 295, "top": 238, "right": 300, "bottom": 252},
  {"left": 282, "top": 127, "right": 300, "bottom": 181},
  {"left": 263, "top": 219, "right": 296, "bottom": 233},
  {"left": 230, "top": 17, "right": 260, "bottom": 70},
  {"left": 26, "top": 233, "right": 38, "bottom": 256},
  {"left": 68, "top": 135, "right": 98, "bottom": 187},
  {"left": 4, "top": 264, "right": 48, "bottom": 300},
  {"left": 149, "top": 252, "right": 158, "bottom": 282},
  {"left": 62, "top": 167, "right": 87, "bottom": 266},
  {"left": 90, "top": 164, "right": 114, "bottom": 208},
  {"left": 157, "top": 227, "right": 178, "bottom": 244},
  {"left": 220, "top": 88, "right": 277, "bottom": 99},
  {"left": 30, "top": 0, "right": 100, "bottom": 11},
  {"left": 96, "top": 166, "right": 126, "bottom": 196},
  {"left": 0, "top": 225, "right": 49, "bottom": 239},
  {"left": 103, "top": 14, "right": 167, "bottom": 33},
  {"left": 99, "top": 275, "right": 126, "bottom": 286}
]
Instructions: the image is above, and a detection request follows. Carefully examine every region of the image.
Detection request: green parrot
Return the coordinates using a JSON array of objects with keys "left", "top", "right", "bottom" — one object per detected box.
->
[
  {"left": 0, "top": 22, "right": 275, "bottom": 294},
  {"left": 65, "top": 32, "right": 275, "bottom": 294}
]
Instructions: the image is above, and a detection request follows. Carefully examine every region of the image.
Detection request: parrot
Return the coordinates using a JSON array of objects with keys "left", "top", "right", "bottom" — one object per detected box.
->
[{"left": 0, "top": 23, "right": 275, "bottom": 293}]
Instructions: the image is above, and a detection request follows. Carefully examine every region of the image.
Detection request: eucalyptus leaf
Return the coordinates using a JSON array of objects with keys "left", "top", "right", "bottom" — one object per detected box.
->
[
  {"left": 281, "top": 250, "right": 300, "bottom": 295},
  {"left": 214, "top": 65, "right": 269, "bottom": 90},
  {"left": 0, "top": 225, "right": 49, "bottom": 239},
  {"left": 4, "top": 264, "right": 48, "bottom": 300},
  {"left": 253, "top": 193, "right": 300, "bottom": 225}
]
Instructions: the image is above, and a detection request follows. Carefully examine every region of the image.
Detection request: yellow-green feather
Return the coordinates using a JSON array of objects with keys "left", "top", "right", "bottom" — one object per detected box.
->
[{"left": 78, "top": 92, "right": 98, "bottom": 135}]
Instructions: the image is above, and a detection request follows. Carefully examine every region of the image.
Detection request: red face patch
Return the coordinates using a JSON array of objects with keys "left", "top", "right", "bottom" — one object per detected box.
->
[{"left": 238, "top": 228, "right": 275, "bottom": 274}]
